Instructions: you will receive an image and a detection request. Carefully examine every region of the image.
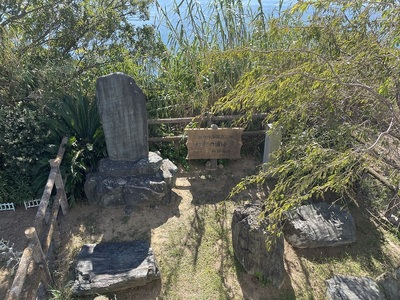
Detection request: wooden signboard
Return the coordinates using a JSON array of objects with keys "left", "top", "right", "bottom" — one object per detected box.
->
[{"left": 185, "top": 128, "right": 244, "bottom": 159}]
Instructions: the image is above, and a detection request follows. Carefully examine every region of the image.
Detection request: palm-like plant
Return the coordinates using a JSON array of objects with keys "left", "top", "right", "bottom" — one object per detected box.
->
[{"left": 50, "top": 95, "right": 106, "bottom": 204}]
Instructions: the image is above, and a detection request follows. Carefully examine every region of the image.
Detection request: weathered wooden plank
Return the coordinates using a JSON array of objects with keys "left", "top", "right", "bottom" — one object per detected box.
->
[
  {"left": 6, "top": 247, "right": 33, "bottom": 300},
  {"left": 185, "top": 128, "right": 244, "bottom": 159},
  {"left": 25, "top": 227, "right": 54, "bottom": 289}
]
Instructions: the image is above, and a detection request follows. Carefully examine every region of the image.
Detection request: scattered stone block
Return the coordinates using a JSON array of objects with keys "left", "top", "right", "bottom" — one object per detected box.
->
[
  {"left": 326, "top": 275, "right": 385, "bottom": 300},
  {"left": 376, "top": 267, "right": 400, "bottom": 300},
  {"left": 284, "top": 202, "right": 356, "bottom": 248},
  {"left": 232, "top": 203, "right": 285, "bottom": 288},
  {"left": 71, "top": 241, "right": 161, "bottom": 296}
]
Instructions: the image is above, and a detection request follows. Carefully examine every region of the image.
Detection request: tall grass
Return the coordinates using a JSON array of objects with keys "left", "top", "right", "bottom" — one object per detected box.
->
[{"left": 146, "top": 0, "right": 280, "bottom": 120}]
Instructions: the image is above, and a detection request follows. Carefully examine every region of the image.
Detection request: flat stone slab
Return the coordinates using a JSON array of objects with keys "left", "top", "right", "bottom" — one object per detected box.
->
[
  {"left": 71, "top": 241, "right": 160, "bottom": 296},
  {"left": 326, "top": 275, "right": 385, "bottom": 300},
  {"left": 284, "top": 202, "right": 356, "bottom": 248}
]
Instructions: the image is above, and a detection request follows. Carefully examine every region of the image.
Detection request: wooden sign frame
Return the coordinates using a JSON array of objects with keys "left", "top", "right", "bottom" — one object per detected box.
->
[{"left": 185, "top": 128, "right": 244, "bottom": 159}]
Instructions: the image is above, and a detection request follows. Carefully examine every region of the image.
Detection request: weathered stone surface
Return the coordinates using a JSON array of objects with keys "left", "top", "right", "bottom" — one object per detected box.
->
[
  {"left": 96, "top": 72, "right": 148, "bottom": 161},
  {"left": 284, "top": 202, "right": 356, "bottom": 248},
  {"left": 160, "top": 159, "right": 178, "bottom": 187},
  {"left": 98, "top": 152, "right": 163, "bottom": 177},
  {"left": 376, "top": 267, "right": 400, "bottom": 300},
  {"left": 232, "top": 203, "right": 285, "bottom": 288},
  {"left": 326, "top": 275, "right": 385, "bottom": 300},
  {"left": 72, "top": 241, "right": 160, "bottom": 296},
  {"left": 84, "top": 152, "right": 178, "bottom": 208},
  {"left": 86, "top": 73, "right": 177, "bottom": 208}
]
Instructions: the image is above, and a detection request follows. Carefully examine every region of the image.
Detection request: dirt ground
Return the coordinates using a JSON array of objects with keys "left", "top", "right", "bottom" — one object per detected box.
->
[{"left": 1, "top": 156, "right": 400, "bottom": 299}]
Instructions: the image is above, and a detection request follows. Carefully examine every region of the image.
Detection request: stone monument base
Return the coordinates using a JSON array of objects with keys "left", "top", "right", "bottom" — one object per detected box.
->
[{"left": 85, "top": 152, "right": 178, "bottom": 207}]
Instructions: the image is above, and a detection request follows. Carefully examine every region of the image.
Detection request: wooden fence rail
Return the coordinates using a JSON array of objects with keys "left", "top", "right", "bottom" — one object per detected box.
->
[
  {"left": 7, "top": 137, "right": 69, "bottom": 300},
  {"left": 148, "top": 113, "right": 268, "bottom": 142}
]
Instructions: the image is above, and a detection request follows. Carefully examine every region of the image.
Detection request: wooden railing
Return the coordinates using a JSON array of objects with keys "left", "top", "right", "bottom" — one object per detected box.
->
[
  {"left": 148, "top": 113, "right": 268, "bottom": 142},
  {"left": 7, "top": 137, "right": 69, "bottom": 300}
]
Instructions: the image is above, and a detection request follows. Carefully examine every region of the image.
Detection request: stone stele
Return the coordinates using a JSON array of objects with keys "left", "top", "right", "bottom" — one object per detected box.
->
[
  {"left": 96, "top": 72, "right": 148, "bottom": 161},
  {"left": 86, "top": 72, "right": 178, "bottom": 207},
  {"left": 71, "top": 241, "right": 160, "bottom": 296},
  {"left": 231, "top": 202, "right": 285, "bottom": 288}
]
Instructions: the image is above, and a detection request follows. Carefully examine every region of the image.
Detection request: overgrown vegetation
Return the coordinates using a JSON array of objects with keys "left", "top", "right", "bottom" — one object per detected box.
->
[
  {"left": 2, "top": 0, "right": 400, "bottom": 299},
  {"left": 216, "top": 0, "right": 400, "bottom": 239},
  {"left": 0, "top": 0, "right": 164, "bottom": 204},
  {"left": 0, "top": 0, "right": 399, "bottom": 239}
]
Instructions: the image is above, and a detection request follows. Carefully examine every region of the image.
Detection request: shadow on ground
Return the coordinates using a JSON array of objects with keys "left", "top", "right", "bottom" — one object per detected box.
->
[{"left": 53, "top": 193, "right": 182, "bottom": 299}]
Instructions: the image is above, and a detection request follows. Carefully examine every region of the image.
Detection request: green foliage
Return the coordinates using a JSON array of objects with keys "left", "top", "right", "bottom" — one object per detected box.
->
[
  {"left": 0, "top": 100, "right": 55, "bottom": 203},
  {"left": 150, "top": 0, "right": 265, "bottom": 119},
  {"left": 218, "top": 0, "right": 400, "bottom": 239},
  {"left": 50, "top": 95, "right": 106, "bottom": 204},
  {"left": 150, "top": 140, "right": 189, "bottom": 170},
  {"left": 0, "top": 0, "right": 163, "bottom": 204}
]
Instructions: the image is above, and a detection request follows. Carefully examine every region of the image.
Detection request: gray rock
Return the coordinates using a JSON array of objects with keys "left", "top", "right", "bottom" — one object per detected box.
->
[
  {"left": 159, "top": 159, "right": 178, "bottom": 187},
  {"left": 376, "top": 267, "right": 400, "bottom": 300},
  {"left": 232, "top": 203, "right": 285, "bottom": 288},
  {"left": 85, "top": 173, "right": 170, "bottom": 207},
  {"left": 98, "top": 152, "right": 163, "bottom": 177},
  {"left": 71, "top": 241, "right": 160, "bottom": 296},
  {"left": 123, "top": 177, "right": 167, "bottom": 206},
  {"left": 96, "top": 72, "right": 148, "bottom": 161},
  {"left": 284, "top": 202, "right": 356, "bottom": 248},
  {"left": 326, "top": 275, "right": 385, "bottom": 300},
  {"left": 84, "top": 153, "right": 178, "bottom": 208}
]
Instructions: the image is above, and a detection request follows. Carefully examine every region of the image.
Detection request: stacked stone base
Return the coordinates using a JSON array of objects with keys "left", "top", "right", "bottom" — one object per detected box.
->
[{"left": 85, "top": 152, "right": 178, "bottom": 207}]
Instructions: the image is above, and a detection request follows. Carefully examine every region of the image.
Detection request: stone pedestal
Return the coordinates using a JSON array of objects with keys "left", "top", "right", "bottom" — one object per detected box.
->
[{"left": 85, "top": 152, "right": 178, "bottom": 207}]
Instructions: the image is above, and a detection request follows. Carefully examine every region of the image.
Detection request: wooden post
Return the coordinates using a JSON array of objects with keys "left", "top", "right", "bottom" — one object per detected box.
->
[
  {"left": 6, "top": 247, "right": 33, "bottom": 300},
  {"left": 25, "top": 227, "right": 54, "bottom": 289},
  {"left": 50, "top": 159, "right": 69, "bottom": 216},
  {"left": 43, "top": 194, "right": 62, "bottom": 255},
  {"left": 206, "top": 117, "right": 218, "bottom": 170}
]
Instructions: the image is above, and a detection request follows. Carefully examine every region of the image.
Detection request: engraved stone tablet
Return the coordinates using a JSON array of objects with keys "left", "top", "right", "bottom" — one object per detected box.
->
[
  {"left": 185, "top": 128, "right": 243, "bottom": 159},
  {"left": 96, "top": 72, "right": 148, "bottom": 161}
]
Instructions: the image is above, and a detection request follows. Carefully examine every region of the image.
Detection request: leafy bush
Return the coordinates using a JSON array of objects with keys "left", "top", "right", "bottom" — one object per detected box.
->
[{"left": 0, "top": 101, "right": 54, "bottom": 204}]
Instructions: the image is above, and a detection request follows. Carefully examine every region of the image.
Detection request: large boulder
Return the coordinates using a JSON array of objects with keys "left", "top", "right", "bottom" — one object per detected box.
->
[
  {"left": 232, "top": 203, "right": 285, "bottom": 288},
  {"left": 326, "top": 275, "right": 385, "bottom": 300},
  {"left": 376, "top": 267, "right": 400, "bottom": 300},
  {"left": 71, "top": 241, "right": 160, "bottom": 296},
  {"left": 284, "top": 202, "right": 356, "bottom": 248}
]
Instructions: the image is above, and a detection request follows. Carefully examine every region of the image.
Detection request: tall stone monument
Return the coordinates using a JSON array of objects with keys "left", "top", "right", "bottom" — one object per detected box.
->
[
  {"left": 85, "top": 72, "right": 177, "bottom": 208},
  {"left": 96, "top": 73, "right": 148, "bottom": 161}
]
